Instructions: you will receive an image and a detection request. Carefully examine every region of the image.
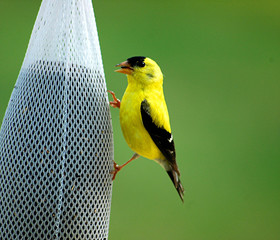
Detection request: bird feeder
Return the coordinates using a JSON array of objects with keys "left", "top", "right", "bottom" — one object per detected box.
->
[{"left": 0, "top": 0, "right": 113, "bottom": 239}]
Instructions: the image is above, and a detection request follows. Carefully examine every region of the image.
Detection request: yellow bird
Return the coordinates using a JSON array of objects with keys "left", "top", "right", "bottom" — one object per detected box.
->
[{"left": 108, "top": 56, "right": 184, "bottom": 201}]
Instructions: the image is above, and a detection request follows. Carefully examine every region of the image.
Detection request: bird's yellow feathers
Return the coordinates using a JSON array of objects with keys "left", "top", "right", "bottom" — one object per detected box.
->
[{"left": 120, "top": 80, "right": 170, "bottom": 161}]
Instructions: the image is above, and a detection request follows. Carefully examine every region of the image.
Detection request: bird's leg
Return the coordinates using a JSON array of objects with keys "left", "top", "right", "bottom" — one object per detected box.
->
[
  {"left": 111, "top": 153, "right": 140, "bottom": 180},
  {"left": 108, "top": 90, "right": 121, "bottom": 108}
]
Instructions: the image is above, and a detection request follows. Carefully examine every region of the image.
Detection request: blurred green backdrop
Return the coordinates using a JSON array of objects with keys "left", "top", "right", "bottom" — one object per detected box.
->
[{"left": 1, "top": 0, "right": 280, "bottom": 239}]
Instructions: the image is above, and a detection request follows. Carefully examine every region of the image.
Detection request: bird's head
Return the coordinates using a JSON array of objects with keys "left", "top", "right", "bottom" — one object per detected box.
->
[{"left": 115, "top": 56, "right": 163, "bottom": 85}]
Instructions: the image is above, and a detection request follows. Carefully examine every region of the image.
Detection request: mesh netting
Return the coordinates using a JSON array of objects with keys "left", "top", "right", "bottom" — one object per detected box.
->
[{"left": 0, "top": 0, "right": 113, "bottom": 239}]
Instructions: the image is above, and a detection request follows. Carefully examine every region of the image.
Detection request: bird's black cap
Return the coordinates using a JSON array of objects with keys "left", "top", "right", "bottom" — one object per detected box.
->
[{"left": 127, "top": 56, "right": 146, "bottom": 68}]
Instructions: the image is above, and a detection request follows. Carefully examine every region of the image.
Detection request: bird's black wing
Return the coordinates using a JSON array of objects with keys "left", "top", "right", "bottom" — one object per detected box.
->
[
  {"left": 141, "top": 99, "right": 184, "bottom": 201},
  {"left": 140, "top": 99, "right": 176, "bottom": 167}
]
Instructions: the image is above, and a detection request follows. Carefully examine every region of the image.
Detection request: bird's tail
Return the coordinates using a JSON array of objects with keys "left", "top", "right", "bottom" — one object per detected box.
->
[{"left": 167, "top": 169, "right": 184, "bottom": 202}]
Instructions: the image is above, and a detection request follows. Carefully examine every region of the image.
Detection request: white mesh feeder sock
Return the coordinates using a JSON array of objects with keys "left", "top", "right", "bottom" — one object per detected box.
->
[{"left": 0, "top": 0, "right": 113, "bottom": 239}]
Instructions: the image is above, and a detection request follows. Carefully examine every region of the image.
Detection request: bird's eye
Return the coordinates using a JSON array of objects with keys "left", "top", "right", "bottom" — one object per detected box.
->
[{"left": 137, "top": 61, "right": 145, "bottom": 67}]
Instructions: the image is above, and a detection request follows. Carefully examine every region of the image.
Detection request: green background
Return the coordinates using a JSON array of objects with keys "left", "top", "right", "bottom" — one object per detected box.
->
[{"left": 1, "top": 0, "right": 280, "bottom": 239}]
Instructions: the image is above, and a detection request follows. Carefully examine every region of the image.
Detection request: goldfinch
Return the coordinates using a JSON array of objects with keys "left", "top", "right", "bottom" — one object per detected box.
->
[{"left": 108, "top": 56, "right": 184, "bottom": 202}]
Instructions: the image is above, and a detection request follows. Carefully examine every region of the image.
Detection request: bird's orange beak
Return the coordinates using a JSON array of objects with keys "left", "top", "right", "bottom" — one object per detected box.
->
[{"left": 115, "top": 61, "right": 133, "bottom": 75}]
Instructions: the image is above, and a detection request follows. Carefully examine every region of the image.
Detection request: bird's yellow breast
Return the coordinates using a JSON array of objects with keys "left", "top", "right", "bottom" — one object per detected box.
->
[{"left": 119, "top": 82, "right": 170, "bottom": 161}]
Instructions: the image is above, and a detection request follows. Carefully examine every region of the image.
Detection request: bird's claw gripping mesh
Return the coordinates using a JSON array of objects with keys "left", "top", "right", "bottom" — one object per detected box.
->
[{"left": 0, "top": 0, "right": 113, "bottom": 239}]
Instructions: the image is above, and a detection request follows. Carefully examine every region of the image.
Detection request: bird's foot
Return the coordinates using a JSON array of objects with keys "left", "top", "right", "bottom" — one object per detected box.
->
[
  {"left": 110, "top": 153, "right": 140, "bottom": 180},
  {"left": 108, "top": 90, "right": 121, "bottom": 108},
  {"left": 111, "top": 161, "right": 121, "bottom": 180}
]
